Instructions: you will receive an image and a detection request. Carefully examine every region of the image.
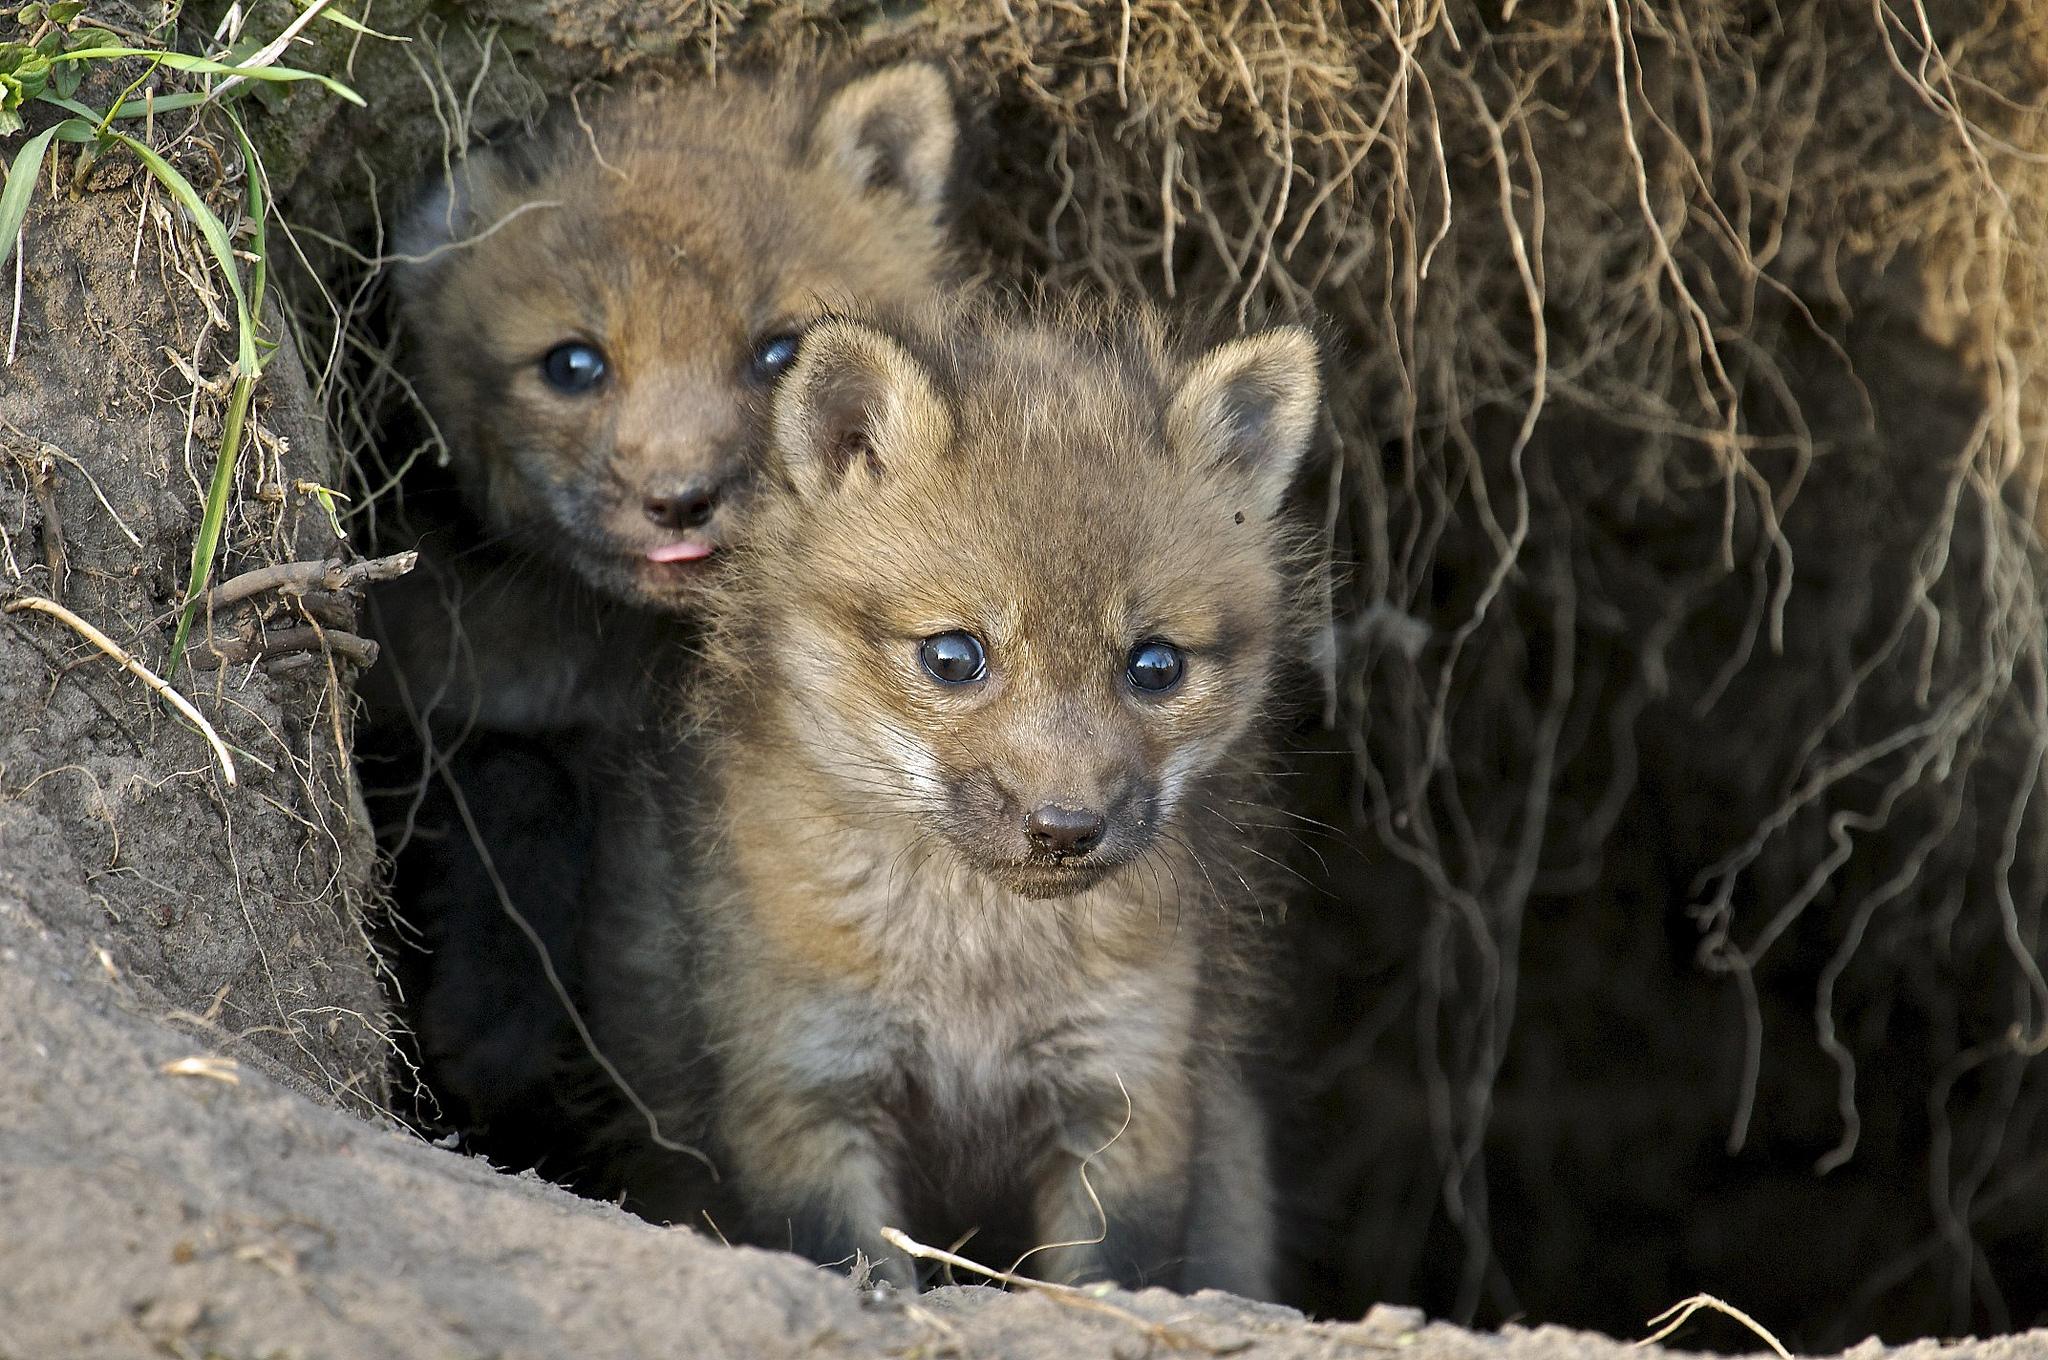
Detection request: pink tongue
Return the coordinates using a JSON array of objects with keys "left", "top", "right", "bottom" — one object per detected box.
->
[{"left": 646, "top": 540, "right": 715, "bottom": 564}]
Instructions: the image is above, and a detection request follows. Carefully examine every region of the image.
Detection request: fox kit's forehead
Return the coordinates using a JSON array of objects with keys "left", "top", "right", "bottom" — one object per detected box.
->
[
  {"left": 433, "top": 114, "right": 911, "bottom": 361},
  {"left": 778, "top": 327, "right": 1292, "bottom": 659}
]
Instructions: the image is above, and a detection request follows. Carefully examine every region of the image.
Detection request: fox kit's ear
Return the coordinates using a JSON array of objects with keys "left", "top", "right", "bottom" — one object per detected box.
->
[
  {"left": 771, "top": 319, "right": 952, "bottom": 497},
  {"left": 1168, "top": 326, "right": 1321, "bottom": 519},
  {"left": 394, "top": 150, "right": 506, "bottom": 303},
  {"left": 394, "top": 125, "right": 553, "bottom": 296},
  {"left": 808, "top": 62, "right": 958, "bottom": 221},
  {"left": 393, "top": 169, "right": 472, "bottom": 304}
]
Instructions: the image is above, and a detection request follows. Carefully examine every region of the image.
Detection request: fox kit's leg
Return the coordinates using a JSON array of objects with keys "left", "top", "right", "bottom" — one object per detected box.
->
[
  {"left": 1026, "top": 1073, "right": 1196, "bottom": 1290},
  {"left": 1177, "top": 1069, "right": 1276, "bottom": 1299},
  {"left": 719, "top": 1015, "right": 914, "bottom": 1286},
  {"left": 723, "top": 1086, "right": 911, "bottom": 1284}
]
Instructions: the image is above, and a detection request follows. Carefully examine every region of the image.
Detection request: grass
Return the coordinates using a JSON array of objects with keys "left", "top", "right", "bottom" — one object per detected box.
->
[{"left": 0, "top": 1, "right": 365, "bottom": 675}]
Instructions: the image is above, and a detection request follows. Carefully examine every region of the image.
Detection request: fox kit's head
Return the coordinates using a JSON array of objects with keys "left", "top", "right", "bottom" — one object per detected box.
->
[
  {"left": 727, "top": 302, "right": 1320, "bottom": 900},
  {"left": 394, "top": 64, "right": 959, "bottom": 609}
]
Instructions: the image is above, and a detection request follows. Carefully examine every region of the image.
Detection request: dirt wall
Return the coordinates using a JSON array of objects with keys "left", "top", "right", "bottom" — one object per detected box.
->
[{"left": 1, "top": 184, "right": 387, "bottom": 1110}]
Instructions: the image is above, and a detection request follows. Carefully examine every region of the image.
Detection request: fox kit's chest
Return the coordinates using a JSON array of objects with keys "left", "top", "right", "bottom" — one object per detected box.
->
[
  {"left": 758, "top": 915, "right": 1195, "bottom": 1243},
  {"left": 728, "top": 850, "right": 1199, "bottom": 1118}
]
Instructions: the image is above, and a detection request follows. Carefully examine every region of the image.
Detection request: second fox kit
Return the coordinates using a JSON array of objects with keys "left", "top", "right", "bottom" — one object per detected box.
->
[
  {"left": 583, "top": 300, "right": 1321, "bottom": 1298},
  {"left": 363, "top": 63, "right": 961, "bottom": 1149},
  {"left": 374, "top": 61, "right": 962, "bottom": 729}
]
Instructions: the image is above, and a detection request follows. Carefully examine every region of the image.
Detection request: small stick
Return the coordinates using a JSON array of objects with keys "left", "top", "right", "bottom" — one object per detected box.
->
[
  {"left": 202, "top": 550, "right": 417, "bottom": 614},
  {"left": 189, "top": 625, "right": 378, "bottom": 671},
  {"left": 206, "top": 0, "right": 339, "bottom": 103},
  {"left": 160, "top": 1055, "right": 240, "bottom": 1085},
  {"left": 5, "top": 593, "right": 238, "bottom": 787},
  {"left": 29, "top": 455, "right": 67, "bottom": 604}
]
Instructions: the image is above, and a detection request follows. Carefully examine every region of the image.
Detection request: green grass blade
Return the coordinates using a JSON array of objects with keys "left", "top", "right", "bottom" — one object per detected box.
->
[
  {"left": 227, "top": 110, "right": 269, "bottom": 315},
  {"left": 296, "top": 0, "right": 408, "bottom": 41},
  {"left": 165, "top": 110, "right": 270, "bottom": 678},
  {"left": 167, "top": 373, "right": 255, "bottom": 678},
  {"left": 47, "top": 47, "right": 365, "bottom": 105},
  {"left": 0, "top": 126, "right": 64, "bottom": 274},
  {"left": 105, "top": 131, "right": 255, "bottom": 375},
  {"left": 93, "top": 54, "right": 168, "bottom": 136},
  {"left": 39, "top": 89, "right": 212, "bottom": 121}
]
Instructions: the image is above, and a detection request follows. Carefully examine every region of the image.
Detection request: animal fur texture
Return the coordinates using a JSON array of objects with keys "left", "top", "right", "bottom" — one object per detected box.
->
[
  {"left": 581, "top": 297, "right": 1323, "bottom": 1299},
  {"left": 373, "top": 61, "right": 964, "bottom": 729}
]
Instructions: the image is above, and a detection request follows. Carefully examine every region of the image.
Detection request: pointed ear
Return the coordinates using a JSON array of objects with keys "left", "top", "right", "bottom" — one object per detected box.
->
[
  {"left": 807, "top": 62, "right": 958, "bottom": 222},
  {"left": 770, "top": 319, "right": 952, "bottom": 498},
  {"left": 393, "top": 125, "right": 554, "bottom": 296},
  {"left": 1167, "top": 327, "right": 1321, "bottom": 519},
  {"left": 394, "top": 150, "right": 503, "bottom": 303},
  {"left": 393, "top": 171, "right": 469, "bottom": 304}
]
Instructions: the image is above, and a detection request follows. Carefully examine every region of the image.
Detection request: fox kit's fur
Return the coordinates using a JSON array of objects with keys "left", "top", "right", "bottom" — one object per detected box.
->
[
  {"left": 367, "top": 62, "right": 963, "bottom": 729},
  {"left": 393, "top": 63, "right": 960, "bottom": 616},
  {"left": 582, "top": 300, "right": 1321, "bottom": 1298},
  {"left": 363, "top": 64, "right": 962, "bottom": 1149}
]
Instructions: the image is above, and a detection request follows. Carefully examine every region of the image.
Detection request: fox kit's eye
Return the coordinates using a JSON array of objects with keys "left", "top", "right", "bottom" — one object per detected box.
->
[
  {"left": 919, "top": 631, "right": 987, "bottom": 685},
  {"left": 746, "top": 332, "right": 802, "bottom": 387},
  {"left": 1127, "top": 640, "right": 1185, "bottom": 694},
  {"left": 541, "top": 341, "right": 607, "bottom": 394}
]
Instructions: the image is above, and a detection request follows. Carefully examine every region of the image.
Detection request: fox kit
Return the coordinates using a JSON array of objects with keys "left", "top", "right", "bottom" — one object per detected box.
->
[
  {"left": 362, "top": 64, "right": 962, "bottom": 1152},
  {"left": 371, "top": 62, "right": 963, "bottom": 729},
  {"left": 582, "top": 300, "right": 1321, "bottom": 1298}
]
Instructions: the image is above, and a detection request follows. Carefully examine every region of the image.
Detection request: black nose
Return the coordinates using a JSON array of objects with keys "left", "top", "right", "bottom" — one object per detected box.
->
[
  {"left": 643, "top": 479, "right": 720, "bottom": 531},
  {"left": 1026, "top": 804, "right": 1106, "bottom": 856}
]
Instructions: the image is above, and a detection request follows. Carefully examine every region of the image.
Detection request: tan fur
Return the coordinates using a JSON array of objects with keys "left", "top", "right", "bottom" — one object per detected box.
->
[
  {"left": 582, "top": 298, "right": 1322, "bottom": 1299},
  {"left": 393, "top": 63, "right": 960, "bottom": 612}
]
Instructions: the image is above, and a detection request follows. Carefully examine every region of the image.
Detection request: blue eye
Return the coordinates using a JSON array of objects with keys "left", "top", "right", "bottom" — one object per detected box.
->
[
  {"left": 541, "top": 342, "right": 607, "bottom": 393},
  {"left": 747, "top": 332, "right": 801, "bottom": 386},
  {"left": 919, "top": 631, "right": 987, "bottom": 685},
  {"left": 1127, "top": 640, "right": 1184, "bottom": 693}
]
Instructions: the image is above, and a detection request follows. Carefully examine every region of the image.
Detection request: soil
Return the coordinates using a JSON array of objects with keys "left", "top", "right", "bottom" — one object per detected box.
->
[
  {"left": 7, "top": 873, "right": 2047, "bottom": 1359},
  {"left": 0, "top": 187, "right": 387, "bottom": 1112}
]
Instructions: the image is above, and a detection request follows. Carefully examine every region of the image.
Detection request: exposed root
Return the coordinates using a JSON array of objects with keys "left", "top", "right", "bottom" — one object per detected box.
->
[
  {"left": 5, "top": 592, "right": 238, "bottom": 788},
  {"left": 200, "top": 551, "right": 417, "bottom": 614},
  {"left": 189, "top": 624, "right": 379, "bottom": 671},
  {"left": 1640, "top": 1294, "right": 1794, "bottom": 1360},
  {"left": 879, "top": 1226, "right": 1245, "bottom": 1356}
]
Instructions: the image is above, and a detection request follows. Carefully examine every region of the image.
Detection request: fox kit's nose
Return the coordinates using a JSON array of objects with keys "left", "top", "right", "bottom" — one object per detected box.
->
[
  {"left": 643, "top": 478, "right": 721, "bottom": 532},
  {"left": 1026, "top": 804, "right": 1106, "bottom": 856}
]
